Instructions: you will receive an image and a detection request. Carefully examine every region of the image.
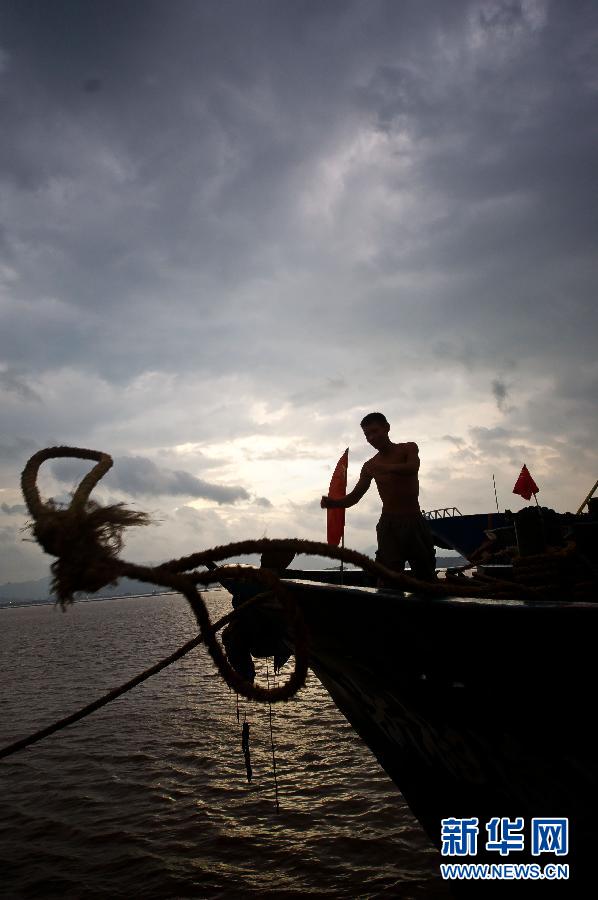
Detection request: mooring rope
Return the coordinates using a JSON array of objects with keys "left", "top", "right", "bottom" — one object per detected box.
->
[
  {"left": 1, "top": 444, "right": 581, "bottom": 761},
  {"left": 19, "top": 446, "right": 547, "bottom": 603},
  {"left": 0, "top": 595, "right": 264, "bottom": 761},
  {"left": 20, "top": 447, "right": 315, "bottom": 706}
]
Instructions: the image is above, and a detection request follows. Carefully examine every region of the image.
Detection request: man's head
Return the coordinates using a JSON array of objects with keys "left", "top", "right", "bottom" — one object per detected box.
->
[{"left": 360, "top": 412, "right": 391, "bottom": 449}]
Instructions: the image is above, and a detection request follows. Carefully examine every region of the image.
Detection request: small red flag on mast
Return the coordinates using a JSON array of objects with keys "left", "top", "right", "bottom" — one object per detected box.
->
[
  {"left": 327, "top": 448, "right": 349, "bottom": 546},
  {"left": 512, "top": 464, "right": 539, "bottom": 502}
]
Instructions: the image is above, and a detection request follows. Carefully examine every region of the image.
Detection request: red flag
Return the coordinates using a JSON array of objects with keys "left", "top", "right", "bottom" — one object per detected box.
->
[
  {"left": 327, "top": 448, "right": 349, "bottom": 546},
  {"left": 512, "top": 464, "right": 539, "bottom": 501}
]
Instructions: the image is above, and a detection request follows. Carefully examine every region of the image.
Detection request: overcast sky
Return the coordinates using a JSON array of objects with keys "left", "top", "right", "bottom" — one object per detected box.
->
[{"left": 1, "top": 0, "right": 596, "bottom": 582}]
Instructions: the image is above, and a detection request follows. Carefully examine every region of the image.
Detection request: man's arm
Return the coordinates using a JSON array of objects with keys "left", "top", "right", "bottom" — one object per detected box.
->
[
  {"left": 321, "top": 464, "right": 373, "bottom": 509},
  {"left": 367, "top": 442, "right": 420, "bottom": 476}
]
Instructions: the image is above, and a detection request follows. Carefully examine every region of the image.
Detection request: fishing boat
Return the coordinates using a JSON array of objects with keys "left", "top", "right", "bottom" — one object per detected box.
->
[
  {"left": 425, "top": 507, "right": 510, "bottom": 560},
  {"left": 220, "top": 540, "right": 597, "bottom": 894},
  {"left": 425, "top": 481, "right": 598, "bottom": 565}
]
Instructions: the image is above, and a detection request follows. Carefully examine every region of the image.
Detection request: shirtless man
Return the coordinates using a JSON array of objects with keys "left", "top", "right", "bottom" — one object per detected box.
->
[{"left": 320, "top": 412, "right": 436, "bottom": 582}]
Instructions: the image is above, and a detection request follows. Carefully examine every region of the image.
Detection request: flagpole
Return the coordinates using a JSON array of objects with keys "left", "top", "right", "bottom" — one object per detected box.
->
[
  {"left": 576, "top": 478, "right": 598, "bottom": 515},
  {"left": 340, "top": 447, "right": 348, "bottom": 586},
  {"left": 492, "top": 474, "right": 500, "bottom": 513}
]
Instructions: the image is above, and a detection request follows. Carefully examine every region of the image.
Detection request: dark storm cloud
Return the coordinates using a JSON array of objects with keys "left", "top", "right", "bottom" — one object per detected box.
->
[
  {"left": 51, "top": 455, "right": 250, "bottom": 503},
  {"left": 0, "top": 2, "right": 467, "bottom": 377},
  {"left": 0, "top": 1, "right": 596, "bottom": 580},
  {"left": 0, "top": 0, "right": 595, "bottom": 387},
  {"left": 0, "top": 0, "right": 358, "bottom": 311},
  {"left": 348, "top": 1, "right": 598, "bottom": 359},
  {"left": 491, "top": 378, "right": 509, "bottom": 411},
  {"left": 253, "top": 496, "right": 273, "bottom": 508}
]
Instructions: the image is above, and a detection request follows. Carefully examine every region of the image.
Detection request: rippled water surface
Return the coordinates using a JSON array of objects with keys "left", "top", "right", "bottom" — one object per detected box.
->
[{"left": 0, "top": 593, "right": 450, "bottom": 898}]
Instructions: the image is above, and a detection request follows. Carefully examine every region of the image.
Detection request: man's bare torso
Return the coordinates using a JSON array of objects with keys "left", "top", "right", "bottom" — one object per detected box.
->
[{"left": 365, "top": 442, "right": 421, "bottom": 515}]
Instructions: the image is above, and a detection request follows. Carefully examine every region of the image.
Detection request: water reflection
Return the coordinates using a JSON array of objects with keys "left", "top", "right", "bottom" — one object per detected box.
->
[{"left": 0, "top": 592, "right": 449, "bottom": 898}]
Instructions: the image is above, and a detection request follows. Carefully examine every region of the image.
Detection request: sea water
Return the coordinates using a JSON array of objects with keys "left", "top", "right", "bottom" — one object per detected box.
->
[{"left": 0, "top": 592, "right": 449, "bottom": 898}]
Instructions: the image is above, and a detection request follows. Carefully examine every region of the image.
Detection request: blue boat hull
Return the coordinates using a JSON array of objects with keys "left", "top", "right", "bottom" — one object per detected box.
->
[{"left": 427, "top": 512, "right": 509, "bottom": 559}]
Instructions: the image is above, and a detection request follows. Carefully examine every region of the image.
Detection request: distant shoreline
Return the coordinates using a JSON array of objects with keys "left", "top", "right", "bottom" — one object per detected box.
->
[
  {"left": 0, "top": 560, "right": 465, "bottom": 609},
  {"left": 0, "top": 590, "right": 182, "bottom": 610}
]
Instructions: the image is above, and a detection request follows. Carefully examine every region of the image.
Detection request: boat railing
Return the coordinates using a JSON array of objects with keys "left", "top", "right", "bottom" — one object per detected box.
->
[{"left": 423, "top": 507, "right": 462, "bottom": 519}]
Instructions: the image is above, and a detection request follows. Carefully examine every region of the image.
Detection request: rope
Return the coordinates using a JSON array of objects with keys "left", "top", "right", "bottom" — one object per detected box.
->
[
  {"left": 20, "top": 447, "right": 311, "bottom": 706},
  {"left": 0, "top": 599, "right": 262, "bottom": 760},
  {"left": 8, "top": 444, "right": 589, "bottom": 762}
]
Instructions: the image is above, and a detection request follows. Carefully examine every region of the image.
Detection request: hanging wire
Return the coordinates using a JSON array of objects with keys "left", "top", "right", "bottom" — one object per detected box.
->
[{"left": 266, "top": 661, "right": 280, "bottom": 812}]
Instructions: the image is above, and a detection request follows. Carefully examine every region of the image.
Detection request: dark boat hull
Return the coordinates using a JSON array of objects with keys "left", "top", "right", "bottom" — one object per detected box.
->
[
  {"left": 226, "top": 577, "right": 597, "bottom": 892},
  {"left": 427, "top": 512, "right": 508, "bottom": 559}
]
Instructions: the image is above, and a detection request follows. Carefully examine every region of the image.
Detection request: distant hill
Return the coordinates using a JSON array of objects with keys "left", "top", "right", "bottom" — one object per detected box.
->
[
  {"left": 0, "top": 574, "right": 54, "bottom": 603},
  {"left": 0, "top": 573, "right": 163, "bottom": 606}
]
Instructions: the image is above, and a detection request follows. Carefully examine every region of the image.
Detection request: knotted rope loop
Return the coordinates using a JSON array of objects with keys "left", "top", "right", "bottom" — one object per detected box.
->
[
  {"left": 19, "top": 447, "right": 310, "bottom": 703},
  {"left": 21, "top": 446, "right": 113, "bottom": 519},
  {"left": 20, "top": 446, "right": 150, "bottom": 604}
]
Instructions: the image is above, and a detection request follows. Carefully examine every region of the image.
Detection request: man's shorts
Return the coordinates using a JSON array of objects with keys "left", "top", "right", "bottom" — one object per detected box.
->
[{"left": 375, "top": 512, "right": 436, "bottom": 581}]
